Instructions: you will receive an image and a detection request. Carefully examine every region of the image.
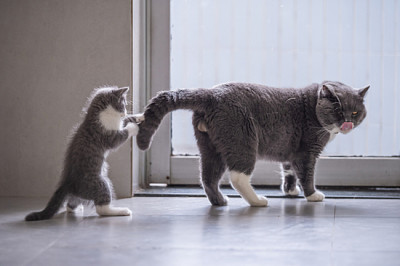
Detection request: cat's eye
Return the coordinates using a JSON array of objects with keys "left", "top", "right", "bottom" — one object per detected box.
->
[{"left": 352, "top": 111, "right": 358, "bottom": 116}]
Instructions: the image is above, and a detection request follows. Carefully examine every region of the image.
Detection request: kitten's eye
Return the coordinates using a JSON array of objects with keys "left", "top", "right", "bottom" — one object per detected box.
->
[{"left": 352, "top": 111, "right": 358, "bottom": 116}]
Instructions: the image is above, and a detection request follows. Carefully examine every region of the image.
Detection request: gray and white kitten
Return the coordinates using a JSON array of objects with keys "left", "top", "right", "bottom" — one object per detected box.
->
[
  {"left": 25, "top": 86, "right": 138, "bottom": 221},
  {"left": 129, "top": 81, "right": 369, "bottom": 207}
]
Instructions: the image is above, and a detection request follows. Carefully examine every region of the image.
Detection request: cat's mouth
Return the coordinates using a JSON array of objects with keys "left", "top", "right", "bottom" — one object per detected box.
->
[{"left": 339, "top": 122, "right": 354, "bottom": 134}]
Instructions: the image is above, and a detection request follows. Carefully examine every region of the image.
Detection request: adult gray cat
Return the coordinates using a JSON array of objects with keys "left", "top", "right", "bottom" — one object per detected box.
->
[
  {"left": 25, "top": 86, "right": 138, "bottom": 221},
  {"left": 129, "top": 81, "right": 369, "bottom": 207}
]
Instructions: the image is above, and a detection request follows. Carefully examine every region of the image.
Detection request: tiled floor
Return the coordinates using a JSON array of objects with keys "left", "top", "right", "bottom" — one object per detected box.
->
[{"left": 0, "top": 196, "right": 399, "bottom": 266}]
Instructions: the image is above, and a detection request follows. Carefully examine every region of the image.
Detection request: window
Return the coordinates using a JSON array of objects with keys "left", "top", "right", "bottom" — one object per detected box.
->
[{"left": 135, "top": 1, "right": 400, "bottom": 187}]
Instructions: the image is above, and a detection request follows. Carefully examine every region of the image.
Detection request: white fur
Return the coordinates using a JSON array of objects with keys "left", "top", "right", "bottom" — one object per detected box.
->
[
  {"left": 306, "top": 190, "right": 325, "bottom": 202},
  {"left": 96, "top": 205, "right": 132, "bottom": 216},
  {"left": 133, "top": 113, "right": 145, "bottom": 123},
  {"left": 230, "top": 171, "right": 268, "bottom": 207},
  {"left": 67, "top": 204, "right": 84, "bottom": 213},
  {"left": 125, "top": 123, "right": 139, "bottom": 137},
  {"left": 328, "top": 127, "right": 340, "bottom": 142},
  {"left": 99, "top": 105, "right": 123, "bottom": 130},
  {"left": 282, "top": 169, "right": 294, "bottom": 176},
  {"left": 287, "top": 185, "right": 301, "bottom": 196}
]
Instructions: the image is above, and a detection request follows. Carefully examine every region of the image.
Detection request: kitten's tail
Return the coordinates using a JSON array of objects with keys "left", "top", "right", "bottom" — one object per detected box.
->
[
  {"left": 137, "top": 88, "right": 212, "bottom": 150},
  {"left": 25, "top": 184, "right": 68, "bottom": 221}
]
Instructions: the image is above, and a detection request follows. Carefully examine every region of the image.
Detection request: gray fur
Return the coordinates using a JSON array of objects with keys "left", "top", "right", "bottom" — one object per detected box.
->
[
  {"left": 132, "top": 81, "right": 369, "bottom": 205},
  {"left": 25, "top": 86, "right": 134, "bottom": 221}
]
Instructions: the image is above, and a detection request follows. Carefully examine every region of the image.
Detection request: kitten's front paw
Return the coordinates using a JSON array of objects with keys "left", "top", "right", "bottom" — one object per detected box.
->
[
  {"left": 306, "top": 191, "right": 325, "bottom": 202},
  {"left": 250, "top": 196, "right": 268, "bottom": 207},
  {"left": 125, "top": 123, "right": 139, "bottom": 136},
  {"left": 133, "top": 113, "right": 145, "bottom": 123},
  {"left": 123, "top": 115, "right": 144, "bottom": 127}
]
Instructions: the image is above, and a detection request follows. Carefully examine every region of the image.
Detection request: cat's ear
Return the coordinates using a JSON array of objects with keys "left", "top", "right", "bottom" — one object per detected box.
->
[
  {"left": 114, "top": 87, "right": 129, "bottom": 98},
  {"left": 320, "top": 84, "right": 336, "bottom": 99},
  {"left": 358, "top": 85, "right": 370, "bottom": 98}
]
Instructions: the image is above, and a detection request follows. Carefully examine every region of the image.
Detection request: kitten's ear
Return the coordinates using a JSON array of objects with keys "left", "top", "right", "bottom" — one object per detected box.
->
[
  {"left": 320, "top": 84, "right": 336, "bottom": 99},
  {"left": 358, "top": 85, "right": 370, "bottom": 98},
  {"left": 114, "top": 87, "right": 129, "bottom": 98}
]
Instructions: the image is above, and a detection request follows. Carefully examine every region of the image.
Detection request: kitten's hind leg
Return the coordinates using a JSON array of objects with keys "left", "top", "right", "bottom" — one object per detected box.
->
[
  {"left": 96, "top": 205, "right": 132, "bottom": 216},
  {"left": 92, "top": 175, "right": 132, "bottom": 216},
  {"left": 230, "top": 171, "right": 268, "bottom": 207},
  {"left": 280, "top": 163, "right": 301, "bottom": 197},
  {"left": 66, "top": 196, "right": 84, "bottom": 213},
  {"left": 193, "top": 113, "right": 228, "bottom": 206}
]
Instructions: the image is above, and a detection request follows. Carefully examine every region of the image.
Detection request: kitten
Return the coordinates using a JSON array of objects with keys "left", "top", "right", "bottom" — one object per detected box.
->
[
  {"left": 25, "top": 86, "right": 138, "bottom": 221},
  {"left": 127, "top": 81, "right": 369, "bottom": 207}
]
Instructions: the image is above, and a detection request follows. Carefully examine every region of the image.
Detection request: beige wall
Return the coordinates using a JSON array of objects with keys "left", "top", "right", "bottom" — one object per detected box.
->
[{"left": 0, "top": 0, "right": 133, "bottom": 197}]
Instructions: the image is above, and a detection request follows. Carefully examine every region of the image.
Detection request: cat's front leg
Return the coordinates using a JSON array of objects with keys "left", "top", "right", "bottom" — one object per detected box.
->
[
  {"left": 291, "top": 156, "right": 325, "bottom": 202},
  {"left": 280, "top": 162, "right": 301, "bottom": 196}
]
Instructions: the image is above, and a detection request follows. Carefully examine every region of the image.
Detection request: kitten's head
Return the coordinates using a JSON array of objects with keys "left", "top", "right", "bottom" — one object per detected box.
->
[
  {"left": 85, "top": 86, "right": 129, "bottom": 116},
  {"left": 316, "top": 81, "right": 369, "bottom": 134}
]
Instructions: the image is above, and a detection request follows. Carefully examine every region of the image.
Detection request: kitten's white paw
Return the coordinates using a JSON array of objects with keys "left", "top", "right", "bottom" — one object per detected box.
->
[
  {"left": 96, "top": 205, "right": 132, "bottom": 216},
  {"left": 67, "top": 204, "right": 84, "bottom": 213},
  {"left": 126, "top": 123, "right": 139, "bottom": 136},
  {"left": 249, "top": 196, "right": 268, "bottom": 207},
  {"left": 113, "top": 207, "right": 132, "bottom": 216},
  {"left": 287, "top": 185, "right": 301, "bottom": 196},
  {"left": 134, "top": 113, "right": 145, "bottom": 123},
  {"left": 306, "top": 191, "right": 325, "bottom": 202}
]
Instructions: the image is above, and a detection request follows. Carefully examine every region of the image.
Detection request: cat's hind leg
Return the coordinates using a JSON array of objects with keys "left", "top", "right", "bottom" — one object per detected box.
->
[
  {"left": 209, "top": 111, "right": 267, "bottom": 207},
  {"left": 280, "top": 162, "right": 301, "bottom": 197},
  {"left": 193, "top": 113, "right": 228, "bottom": 206},
  {"left": 230, "top": 171, "right": 268, "bottom": 207}
]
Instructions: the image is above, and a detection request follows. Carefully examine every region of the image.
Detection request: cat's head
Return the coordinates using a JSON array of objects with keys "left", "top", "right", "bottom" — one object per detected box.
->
[
  {"left": 316, "top": 81, "right": 369, "bottom": 134},
  {"left": 85, "top": 86, "right": 129, "bottom": 116}
]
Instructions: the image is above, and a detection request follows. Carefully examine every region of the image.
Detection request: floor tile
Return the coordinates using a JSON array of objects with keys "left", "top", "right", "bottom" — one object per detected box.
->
[{"left": 0, "top": 196, "right": 399, "bottom": 266}]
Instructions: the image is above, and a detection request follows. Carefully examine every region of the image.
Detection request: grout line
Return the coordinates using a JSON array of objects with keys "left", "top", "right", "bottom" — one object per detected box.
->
[
  {"left": 330, "top": 203, "right": 337, "bottom": 265},
  {"left": 22, "top": 206, "right": 95, "bottom": 265},
  {"left": 133, "top": 193, "right": 400, "bottom": 200}
]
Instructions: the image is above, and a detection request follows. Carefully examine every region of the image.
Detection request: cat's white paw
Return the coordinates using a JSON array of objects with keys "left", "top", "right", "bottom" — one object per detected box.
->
[
  {"left": 125, "top": 123, "right": 139, "bottom": 136},
  {"left": 287, "top": 185, "right": 301, "bottom": 196},
  {"left": 306, "top": 191, "right": 325, "bottom": 202},
  {"left": 67, "top": 204, "right": 84, "bottom": 213},
  {"left": 96, "top": 205, "right": 132, "bottom": 216},
  {"left": 249, "top": 196, "right": 268, "bottom": 207}
]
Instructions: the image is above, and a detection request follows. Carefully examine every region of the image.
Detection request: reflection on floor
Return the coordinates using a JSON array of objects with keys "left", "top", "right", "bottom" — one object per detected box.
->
[{"left": 1, "top": 196, "right": 399, "bottom": 266}]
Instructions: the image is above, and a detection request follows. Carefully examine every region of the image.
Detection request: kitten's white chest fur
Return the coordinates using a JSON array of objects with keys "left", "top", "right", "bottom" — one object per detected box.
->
[{"left": 99, "top": 105, "right": 124, "bottom": 130}]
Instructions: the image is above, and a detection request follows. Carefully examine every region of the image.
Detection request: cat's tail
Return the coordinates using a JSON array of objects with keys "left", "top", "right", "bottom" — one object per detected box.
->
[
  {"left": 25, "top": 184, "right": 68, "bottom": 221},
  {"left": 137, "top": 88, "right": 213, "bottom": 150}
]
